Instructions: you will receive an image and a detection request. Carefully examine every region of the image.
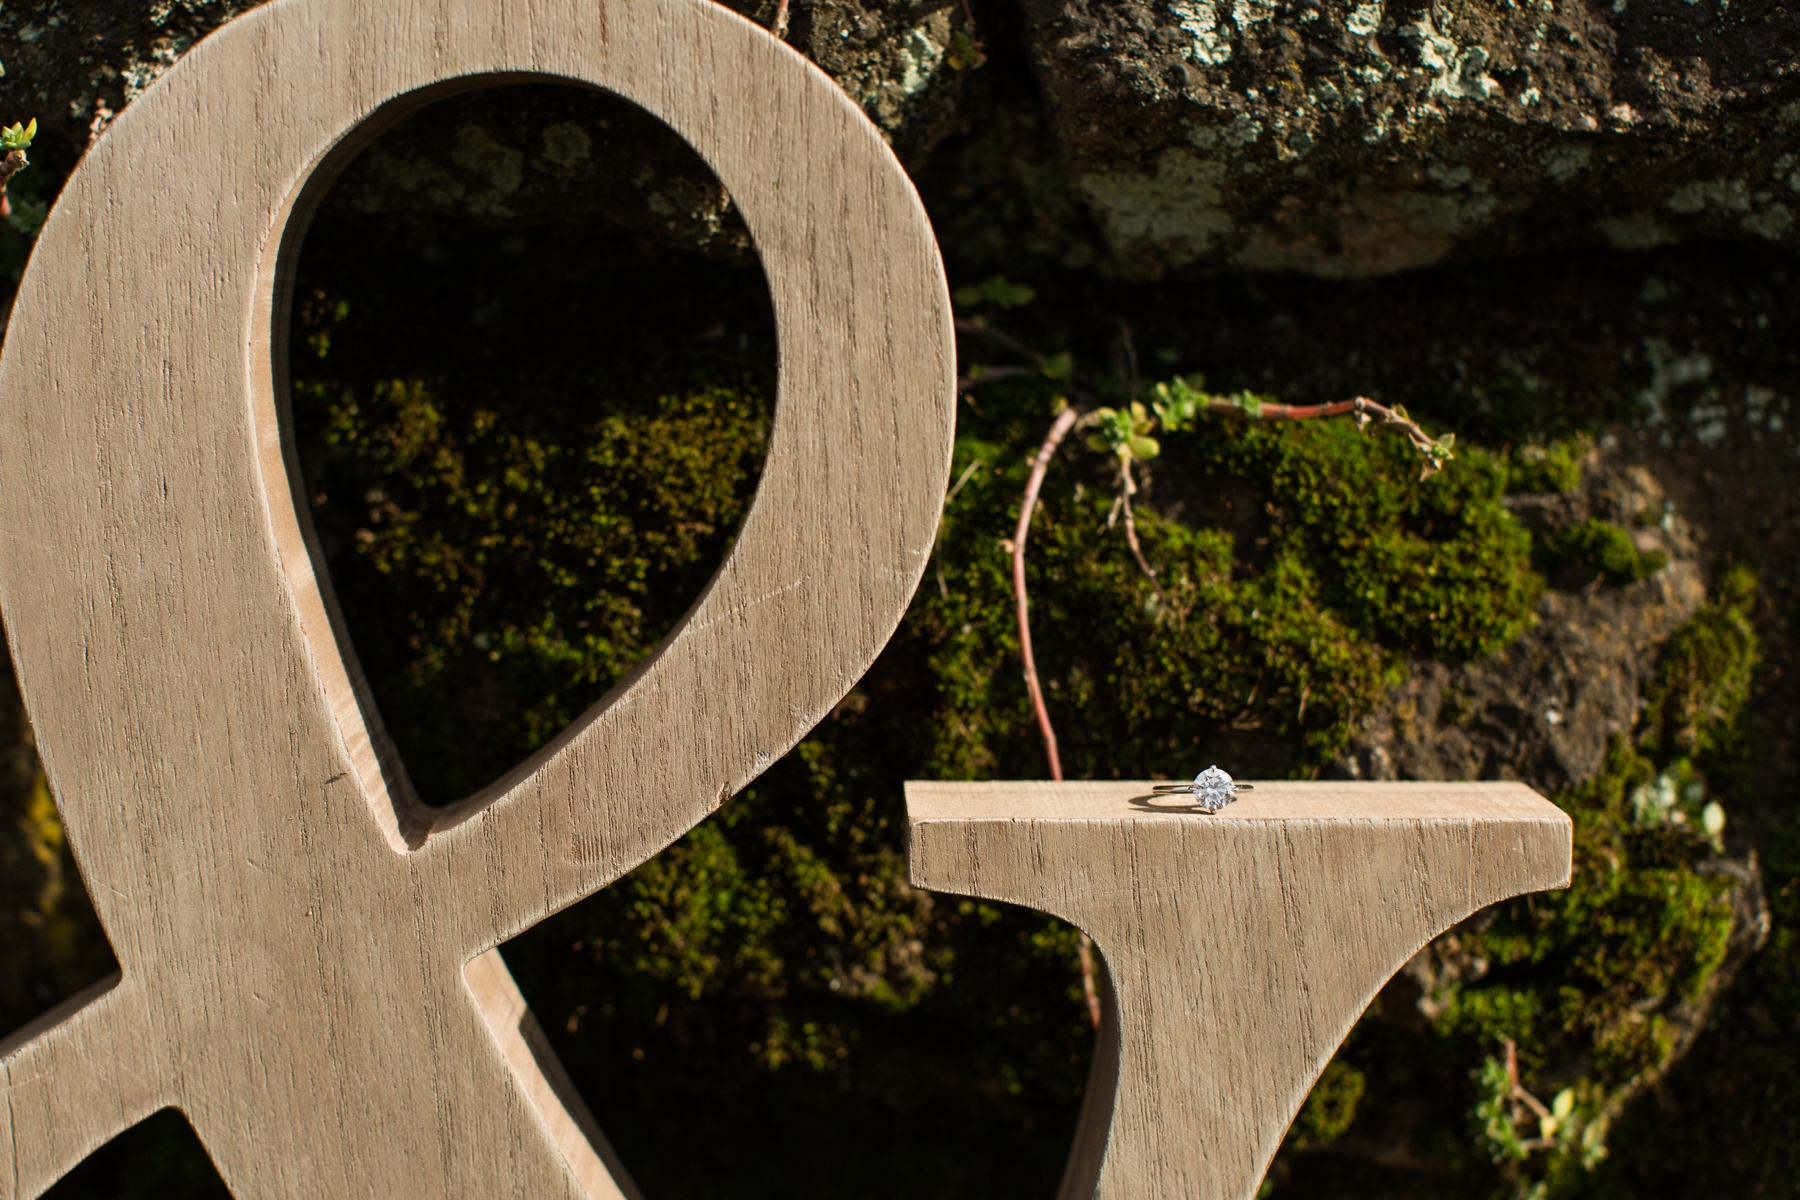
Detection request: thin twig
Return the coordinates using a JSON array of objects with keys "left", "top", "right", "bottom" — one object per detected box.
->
[
  {"left": 1011, "top": 405, "right": 1102, "bottom": 1030},
  {"left": 955, "top": 316, "right": 1039, "bottom": 364},
  {"left": 1076, "top": 937, "right": 1101, "bottom": 1031},
  {"left": 1117, "top": 461, "right": 1161, "bottom": 592},
  {"left": 957, "top": 365, "right": 1032, "bottom": 392},
  {"left": 934, "top": 457, "right": 986, "bottom": 600},
  {"left": 1015, "top": 407, "right": 1078, "bottom": 782},
  {"left": 0, "top": 149, "right": 26, "bottom": 220},
  {"left": 946, "top": 456, "right": 984, "bottom": 508},
  {"left": 1221, "top": 395, "right": 1445, "bottom": 464},
  {"left": 771, "top": 0, "right": 791, "bottom": 39},
  {"left": 1114, "top": 318, "right": 1139, "bottom": 396}
]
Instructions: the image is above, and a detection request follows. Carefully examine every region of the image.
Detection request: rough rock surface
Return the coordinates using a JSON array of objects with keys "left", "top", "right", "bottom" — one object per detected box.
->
[
  {"left": 315, "top": 3, "right": 978, "bottom": 256},
  {"left": 0, "top": 0, "right": 978, "bottom": 262},
  {"left": 1337, "top": 445, "right": 1704, "bottom": 793},
  {"left": 734, "top": 0, "right": 979, "bottom": 162},
  {"left": 319, "top": 85, "right": 761, "bottom": 259},
  {"left": 1020, "top": 0, "right": 1800, "bottom": 277},
  {"left": 0, "top": 2, "right": 256, "bottom": 176}
]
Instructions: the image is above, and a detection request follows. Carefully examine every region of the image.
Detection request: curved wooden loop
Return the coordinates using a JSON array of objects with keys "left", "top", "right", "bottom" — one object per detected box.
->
[
  {"left": 0, "top": 0, "right": 954, "bottom": 1195},
  {"left": 907, "top": 780, "right": 1573, "bottom": 1200}
]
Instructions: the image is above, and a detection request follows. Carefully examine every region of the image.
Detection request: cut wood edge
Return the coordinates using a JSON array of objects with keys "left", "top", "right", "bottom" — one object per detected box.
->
[
  {"left": 0, "top": 973, "right": 168, "bottom": 1200},
  {"left": 464, "top": 949, "right": 645, "bottom": 1200}
]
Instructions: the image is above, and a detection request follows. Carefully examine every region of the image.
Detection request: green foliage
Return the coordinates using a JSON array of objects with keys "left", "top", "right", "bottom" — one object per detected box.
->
[
  {"left": 952, "top": 274, "right": 1035, "bottom": 310},
  {"left": 945, "top": 30, "right": 987, "bottom": 71},
  {"left": 1151, "top": 373, "right": 1270, "bottom": 429},
  {"left": 1182, "top": 413, "right": 1538, "bottom": 662},
  {"left": 1292, "top": 1059, "right": 1368, "bottom": 1148},
  {"left": 1081, "top": 401, "right": 1159, "bottom": 463},
  {"left": 1276, "top": 571, "right": 1761, "bottom": 1199},
  {"left": 1, "top": 118, "right": 35, "bottom": 152},
  {"left": 1540, "top": 519, "right": 1669, "bottom": 586},
  {"left": 1639, "top": 565, "right": 1758, "bottom": 760},
  {"left": 1506, "top": 439, "right": 1587, "bottom": 495},
  {"left": 0, "top": 135, "right": 48, "bottom": 273},
  {"left": 908, "top": 378, "right": 1541, "bottom": 792},
  {"left": 301, "top": 374, "right": 770, "bottom": 799}
]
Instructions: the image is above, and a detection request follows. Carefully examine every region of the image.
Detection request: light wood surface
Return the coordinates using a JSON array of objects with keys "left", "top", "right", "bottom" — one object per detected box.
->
[
  {"left": 907, "top": 780, "right": 1573, "bottom": 1200},
  {"left": 0, "top": 0, "right": 954, "bottom": 1194}
]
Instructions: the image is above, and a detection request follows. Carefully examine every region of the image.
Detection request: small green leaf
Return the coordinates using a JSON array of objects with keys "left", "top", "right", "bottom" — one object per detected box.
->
[
  {"left": 1702, "top": 800, "right": 1726, "bottom": 836},
  {"left": 946, "top": 30, "right": 987, "bottom": 70},
  {"left": 952, "top": 275, "right": 1036, "bottom": 310},
  {"left": 1128, "top": 435, "right": 1160, "bottom": 460},
  {"left": 1039, "top": 351, "right": 1073, "bottom": 381},
  {"left": 1552, "top": 1088, "right": 1575, "bottom": 1120},
  {"left": 1, "top": 118, "right": 36, "bottom": 151}
]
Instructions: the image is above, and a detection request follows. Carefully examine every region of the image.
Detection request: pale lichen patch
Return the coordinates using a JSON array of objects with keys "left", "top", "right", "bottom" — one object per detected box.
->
[
  {"left": 1077, "top": 149, "right": 1233, "bottom": 271},
  {"left": 1169, "top": 0, "right": 1234, "bottom": 65},
  {"left": 1596, "top": 213, "right": 1675, "bottom": 249}
]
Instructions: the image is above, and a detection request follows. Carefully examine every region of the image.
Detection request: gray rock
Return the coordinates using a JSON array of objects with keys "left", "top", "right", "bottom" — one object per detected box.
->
[
  {"left": 743, "top": 0, "right": 979, "bottom": 163},
  {"left": 317, "top": 84, "right": 761, "bottom": 260},
  {"left": 1019, "top": 0, "right": 1800, "bottom": 278},
  {"left": 0, "top": 1, "right": 979, "bottom": 261},
  {"left": 316, "top": 3, "right": 980, "bottom": 256}
]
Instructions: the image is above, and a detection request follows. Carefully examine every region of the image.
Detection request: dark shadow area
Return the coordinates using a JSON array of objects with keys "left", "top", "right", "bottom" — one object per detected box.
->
[
  {"left": 41, "top": 1109, "right": 229, "bottom": 1200},
  {"left": 0, "top": 631, "right": 120, "bottom": 1047},
  {"left": 286, "top": 82, "right": 777, "bottom": 805}
]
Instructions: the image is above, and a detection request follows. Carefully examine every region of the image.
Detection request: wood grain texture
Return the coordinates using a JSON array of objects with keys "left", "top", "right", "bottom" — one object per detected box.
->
[
  {"left": 906, "top": 780, "right": 1573, "bottom": 1200},
  {"left": 0, "top": 0, "right": 954, "bottom": 1194}
]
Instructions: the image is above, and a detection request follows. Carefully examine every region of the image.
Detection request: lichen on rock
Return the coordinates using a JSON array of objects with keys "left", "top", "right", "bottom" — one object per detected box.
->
[{"left": 1017, "top": 0, "right": 1800, "bottom": 277}]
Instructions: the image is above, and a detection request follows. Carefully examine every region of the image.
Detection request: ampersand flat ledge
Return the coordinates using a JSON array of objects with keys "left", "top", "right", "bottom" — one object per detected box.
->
[{"left": 906, "top": 779, "right": 1573, "bottom": 1200}]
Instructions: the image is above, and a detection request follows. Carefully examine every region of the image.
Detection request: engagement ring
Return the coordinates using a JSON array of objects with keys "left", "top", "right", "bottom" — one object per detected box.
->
[{"left": 1151, "top": 765, "right": 1252, "bottom": 814}]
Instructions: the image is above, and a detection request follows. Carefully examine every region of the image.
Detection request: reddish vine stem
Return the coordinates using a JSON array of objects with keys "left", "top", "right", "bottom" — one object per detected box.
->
[
  {"left": 1011, "top": 405, "right": 1102, "bottom": 1030},
  {"left": 1003, "top": 387, "right": 1443, "bottom": 1031},
  {"left": 0, "top": 149, "right": 27, "bottom": 219},
  {"left": 974, "top": 310, "right": 1441, "bottom": 1031},
  {"left": 1014, "top": 406, "right": 1078, "bottom": 782},
  {"left": 1218, "top": 394, "right": 1444, "bottom": 461}
]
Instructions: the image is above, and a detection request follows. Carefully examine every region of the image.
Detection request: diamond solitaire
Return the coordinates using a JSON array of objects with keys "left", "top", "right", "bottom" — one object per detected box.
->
[{"left": 1151, "top": 765, "right": 1252, "bottom": 813}]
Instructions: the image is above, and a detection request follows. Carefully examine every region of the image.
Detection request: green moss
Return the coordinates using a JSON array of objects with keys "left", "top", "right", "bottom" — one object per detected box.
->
[
  {"left": 1506, "top": 439, "right": 1587, "bottom": 496},
  {"left": 1274, "top": 571, "right": 1761, "bottom": 1200},
  {"left": 299, "top": 375, "right": 771, "bottom": 800},
  {"left": 1639, "top": 564, "right": 1758, "bottom": 761},
  {"left": 1540, "top": 519, "right": 1669, "bottom": 587},
  {"left": 1292, "top": 1059, "right": 1368, "bottom": 1148},
  {"left": 1183, "top": 414, "right": 1542, "bottom": 663},
  {"left": 914, "top": 401, "right": 1542, "bottom": 783}
]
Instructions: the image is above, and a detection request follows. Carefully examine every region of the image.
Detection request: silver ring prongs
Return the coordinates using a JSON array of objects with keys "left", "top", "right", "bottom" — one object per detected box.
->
[{"left": 1151, "top": 765, "right": 1252, "bottom": 814}]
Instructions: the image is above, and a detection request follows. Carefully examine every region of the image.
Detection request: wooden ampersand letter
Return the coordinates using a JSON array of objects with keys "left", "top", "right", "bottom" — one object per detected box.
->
[{"left": 0, "top": 1, "right": 954, "bottom": 1195}]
